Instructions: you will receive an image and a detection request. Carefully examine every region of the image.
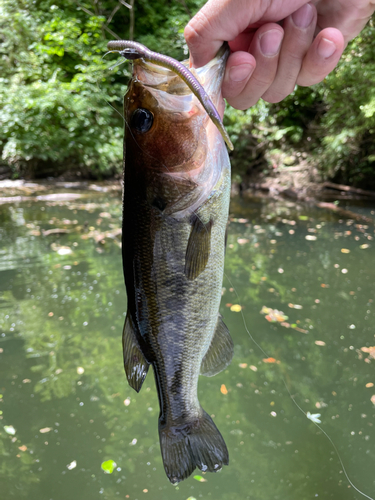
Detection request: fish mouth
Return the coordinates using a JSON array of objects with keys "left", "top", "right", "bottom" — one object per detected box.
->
[{"left": 133, "top": 43, "right": 229, "bottom": 104}]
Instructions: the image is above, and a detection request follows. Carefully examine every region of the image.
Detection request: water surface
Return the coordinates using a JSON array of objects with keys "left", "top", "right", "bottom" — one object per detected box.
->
[{"left": 1, "top": 190, "right": 374, "bottom": 500}]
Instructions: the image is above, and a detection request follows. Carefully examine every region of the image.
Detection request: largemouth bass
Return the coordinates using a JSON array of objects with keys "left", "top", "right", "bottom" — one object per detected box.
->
[{"left": 109, "top": 41, "right": 233, "bottom": 484}]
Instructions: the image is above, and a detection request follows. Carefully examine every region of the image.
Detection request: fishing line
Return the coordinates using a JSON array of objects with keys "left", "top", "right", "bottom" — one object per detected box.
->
[
  {"left": 223, "top": 272, "right": 374, "bottom": 500},
  {"left": 98, "top": 52, "right": 127, "bottom": 124}
]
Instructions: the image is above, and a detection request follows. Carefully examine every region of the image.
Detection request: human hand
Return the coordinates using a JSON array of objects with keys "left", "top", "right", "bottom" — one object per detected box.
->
[{"left": 184, "top": 0, "right": 375, "bottom": 110}]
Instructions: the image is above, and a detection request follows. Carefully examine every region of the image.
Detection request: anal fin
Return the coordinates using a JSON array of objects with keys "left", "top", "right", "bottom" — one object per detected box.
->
[
  {"left": 122, "top": 313, "right": 149, "bottom": 392},
  {"left": 201, "top": 315, "right": 233, "bottom": 377},
  {"left": 184, "top": 215, "right": 213, "bottom": 281}
]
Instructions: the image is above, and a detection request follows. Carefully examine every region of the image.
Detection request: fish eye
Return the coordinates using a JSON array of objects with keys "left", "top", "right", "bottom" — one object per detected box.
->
[{"left": 131, "top": 108, "right": 154, "bottom": 133}]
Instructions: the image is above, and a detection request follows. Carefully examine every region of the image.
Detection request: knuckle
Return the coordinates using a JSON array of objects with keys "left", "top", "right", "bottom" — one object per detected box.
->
[
  {"left": 263, "top": 91, "right": 287, "bottom": 104},
  {"left": 184, "top": 11, "right": 212, "bottom": 47},
  {"left": 263, "top": 79, "right": 296, "bottom": 103}
]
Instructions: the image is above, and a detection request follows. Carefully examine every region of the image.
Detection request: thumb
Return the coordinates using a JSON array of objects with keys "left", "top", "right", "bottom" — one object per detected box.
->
[
  {"left": 185, "top": 0, "right": 310, "bottom": 68},
  {"left": 185, "top": 0, "right": 261, "bottom": 68}
]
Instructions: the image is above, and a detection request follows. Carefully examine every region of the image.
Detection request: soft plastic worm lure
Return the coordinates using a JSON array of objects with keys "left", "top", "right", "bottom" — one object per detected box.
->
[{"left": 107, "top": 40, "right": 234, "bottom": 151}]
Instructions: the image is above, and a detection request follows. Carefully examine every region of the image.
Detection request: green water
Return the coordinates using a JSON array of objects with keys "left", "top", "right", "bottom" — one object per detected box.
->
[{"left": 0, "top": 190, "right": 374, "bottom": 500}]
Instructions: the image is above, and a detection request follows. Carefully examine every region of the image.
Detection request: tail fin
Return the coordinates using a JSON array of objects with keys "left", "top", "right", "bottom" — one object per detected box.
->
[{"left": 159, "top": 409, "right": 228, "bottom": 484}]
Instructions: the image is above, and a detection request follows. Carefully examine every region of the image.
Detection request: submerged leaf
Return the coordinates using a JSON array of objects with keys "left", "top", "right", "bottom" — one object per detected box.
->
[
  {"left": 220, "top": 384, "right": 228, "bottom": 395},
  {"left": 263, "top": 357, "right": 279, "bottom": 364},
  {"left": 39, "top": 427, "right": 52, "bottom": 433},
  {"left": 193, "top": 475, "right": 207, "bottom": 482},
  {"left": 101, "top": 459, "right": 117, "bottom": 474},
  {"left": 4, "top": 425, "right": 16, "bottom": 435}
]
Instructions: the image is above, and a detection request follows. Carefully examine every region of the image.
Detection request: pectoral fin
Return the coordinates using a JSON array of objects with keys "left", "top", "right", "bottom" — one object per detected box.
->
[
  {"left": 184, "top": 215, "right": 213, "bottom": 280},
  {"left": 122, "top": 313, "right": 149, "bottom": 392},
  {"left": 200, "top": 315, "right": 234, "bottom": 377}
]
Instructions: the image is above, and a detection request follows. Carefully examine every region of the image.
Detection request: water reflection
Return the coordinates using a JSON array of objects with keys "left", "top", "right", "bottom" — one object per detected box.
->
[{"left": 0, "top": 192, "right": 374, "bottom": 499}]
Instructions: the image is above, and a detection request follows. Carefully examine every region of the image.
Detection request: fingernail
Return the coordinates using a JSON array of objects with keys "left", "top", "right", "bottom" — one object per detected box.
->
[
  {"left": 229, "top": 63, "right": 253, "bottom": 82},
  {"left": 292, "top": 3, "right": 314, "bottom": 28},
  {"left": 259, "top": 29, "right": 283, "bottom": 57},
  {"left": 318, "top": 37, "right": 336, "bottom": 58}
]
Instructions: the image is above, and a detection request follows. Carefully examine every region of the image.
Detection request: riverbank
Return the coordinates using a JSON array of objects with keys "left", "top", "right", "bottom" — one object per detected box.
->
[{"left": 2, "top": 171, "right": 375, "bottom": 205}]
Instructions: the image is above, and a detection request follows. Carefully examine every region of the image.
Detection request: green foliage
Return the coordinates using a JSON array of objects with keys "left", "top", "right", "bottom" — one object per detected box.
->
[
  {"left": 259, "top": 18, "right": 375, "bottom": 187},
  {"left": 1, "top": 1, "right": 375, "bottom": 185},
  {"left": 0, "top": 0, "right": 126, "bottom": 177},
  {"left": 318, "top": 21, "right": 375, "bottom": 186},
  {"left": 0, "top": 0, "right": 204, "bottom": 178}
]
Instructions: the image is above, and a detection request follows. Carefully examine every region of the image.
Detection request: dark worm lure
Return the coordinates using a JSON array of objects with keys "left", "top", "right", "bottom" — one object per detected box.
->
[{"left": 107, "top": 40, "right": 233, "bottom": 151}]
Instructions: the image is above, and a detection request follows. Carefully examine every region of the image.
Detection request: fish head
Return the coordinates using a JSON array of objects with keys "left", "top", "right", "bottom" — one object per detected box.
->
[{"left": 123, "top": 45, "right": 230, "bottom": 216}]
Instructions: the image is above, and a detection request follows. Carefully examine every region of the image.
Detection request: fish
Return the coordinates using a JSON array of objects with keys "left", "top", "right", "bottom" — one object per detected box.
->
[{"left": 108, "top": 41, "right": 234, "bottom": 484}]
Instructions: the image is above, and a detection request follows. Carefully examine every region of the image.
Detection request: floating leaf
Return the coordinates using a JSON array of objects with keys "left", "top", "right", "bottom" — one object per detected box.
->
[
  {"left": 220, "top": 384, "right": 228, "bottom": 395},
  {"left": 315, "top": 340, "right": 326, "bottom": 346},
  {"left": 39, "top": 427, "right": 52, "bottom": 433},
  {"left": 298, "top": 215, "right": 308, "bottom": 220},
  {"left": 263, "top": 357, "right": 279, "bottom": 364},
  {"left": 305, "top": 235, "right": 317, "bottom": 241},
  {"left": 249, "top": 365, "right": 258, "bottom": 372},
  {"left": 361, "top": 346, "right": 375, "bottom": 361},
  {"left": 193, "top": 475, "right": 207, "bottom": 482},
  {"left": 18, "top": 445, "right": 27, "bottom": 452},
  {"left": 76, "top": 367, "right": 85, "bottom": 375},
  {"left": 293, "top": 327, "right": 308, "bottom": 334},
  {"left": 230, "top": 304, "right": 242, "bottom": 312},
  {"left": 261, "top": 306, "right": 288, "bottom": 322},
  {"left": 341, "top": 248, "right": 350, "bottom": 253},
  {"left": 66, "top": 460, "right": 77, "bottom": 470},
  {"left": 239, "top": 363, "right": 247, "bottom": 369},
  {"left": 360, "top": 244, "right": 370, "bottom": 249},
  {"left": 101, "top": 459, "right": 117, "bottom": 474},
  {"left": 366, "top": 383, "right": 374, "bottom": 388},
  {"left": 57, "top": 247, "right": 73, "bottom": 256},
  {"left": 4, "top": 425, "right": 16, "bottom": 435},
  {"left": 306, "top": 412, "right": 321, "bottom": 423},
  {"left": 371, "top": 395, "right": 375, "bottom": 405}
]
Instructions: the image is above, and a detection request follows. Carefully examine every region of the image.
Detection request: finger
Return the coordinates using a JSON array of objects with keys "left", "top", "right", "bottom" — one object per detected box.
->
[
  {"left": 262, "top": 3, "right": 317, "bottom": 103},
  {"left": 185, "top": 0, "right": 308, "bottom": 68},
  {"left": 224, "top": 24, "right": 284, "bottom": 110},
  {"left": 184, "top": 0, "right": 249, "bottom": 69},
  {"left": 315, "top": 2, "right": 375, "bottom": 43},
  {"left": 297, "top": 27, "right": 345, "bottom": 86},
  {"left": 221, "top": 51, "right": 256, "bottom": 102}
]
